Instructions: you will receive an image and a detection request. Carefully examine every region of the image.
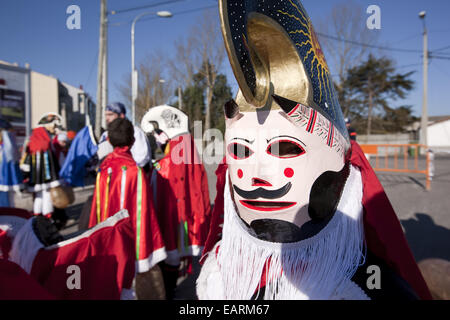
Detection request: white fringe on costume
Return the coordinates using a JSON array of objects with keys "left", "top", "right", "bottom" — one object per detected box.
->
[{"left": 197, "top": 165, "right": 368, "bottom": 300}]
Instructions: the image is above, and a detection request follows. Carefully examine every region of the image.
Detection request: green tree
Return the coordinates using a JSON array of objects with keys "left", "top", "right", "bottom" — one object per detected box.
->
[
  {"left": 317, "top": 0, "right": 380, "bottom": 117},
  {"left": 343, "top": 54, "right": 414, "bottom": 136},
  {"left": 176, "top": 73, "right": 205, "bottom": 131},
  {"left": 382, "top": 105, "right": 418, "bottom": 133},
  {"left": 176, "top": 72, "right": 232, "bottom": 134},
  {"left": 210, "top": 74, "right": 233, "bottom": 134}
]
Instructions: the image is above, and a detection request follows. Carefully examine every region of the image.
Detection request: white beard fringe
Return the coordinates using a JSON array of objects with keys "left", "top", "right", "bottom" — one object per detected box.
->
[{"left": 214, "top": 164, "right": 365, "bottom": 300}]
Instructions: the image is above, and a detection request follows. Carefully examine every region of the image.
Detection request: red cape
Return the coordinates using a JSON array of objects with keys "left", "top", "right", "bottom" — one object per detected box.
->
[
  {"left": 0, "top": 258, "right": 55, "bottom": 300},
  {"left": 1, "top": 208, "right": 135, "bottom": 300},
  {"left": 89, "top": 146, "right": 166, "bottom": 272},
  {"left": 28, "top": 127, "right": 52, "bottom": 153},
  {"left": 153, "top": 133, "right": 211, "bottom": 260},
  {"left": 201, "top": 141, "right": 432, "bottom": 300},
  {"left": 32, "top": 211, "right": 135, "bottom": 299},
  {"left": 1, "top": 208, "right": 54, "bottom": 299},
  {"left": 350, "top": 141, "right": 432, "bottom": 300}
]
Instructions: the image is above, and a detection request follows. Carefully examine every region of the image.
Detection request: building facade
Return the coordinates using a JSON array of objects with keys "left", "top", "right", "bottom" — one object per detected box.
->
[{"left": 0, "top": 60, "right": 96, "bottom": 147}]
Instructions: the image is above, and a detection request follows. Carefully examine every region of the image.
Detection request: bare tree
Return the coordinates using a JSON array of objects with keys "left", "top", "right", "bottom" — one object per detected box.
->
[
  {"left": 117, "top": 53, "right": 174, "bottom": 125},
  {"left": 168, "top": 37, "right": 198, "bottom": 89},
  {"left": 316, "top": 0, "right": 380, "bottom": 116},
  {"left": 168, "top": 10, "right": 226, "bottom": 130},
  {"left": 192, "top": 11, "right": 226, "bottom": 131},
  {"left": 118, "top": 10, "right": 226, "bottom": 129}
]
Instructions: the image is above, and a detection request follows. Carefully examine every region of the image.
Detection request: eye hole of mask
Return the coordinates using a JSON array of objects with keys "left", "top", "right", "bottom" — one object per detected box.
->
[
  {"left": 266, "top": 140, "right": 306, "bottom": 158},
  {"left": 227, "top": 143, "right": 254, "bottom": 160}
]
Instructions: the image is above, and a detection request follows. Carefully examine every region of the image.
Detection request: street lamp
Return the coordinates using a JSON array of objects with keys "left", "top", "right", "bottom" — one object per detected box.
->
[
  {"left": 131, "top": 11, "right": 173, "bottom": 125},
  {"left": 419, "top": 11, "right": 428, "bottom": 148}
]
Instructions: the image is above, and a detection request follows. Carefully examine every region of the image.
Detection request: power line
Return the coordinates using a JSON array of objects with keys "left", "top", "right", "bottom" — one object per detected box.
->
[
  {"left": 431, "top": 61, "right": 450, "bottom": 79},
  {"left": 109, "top": 0, "right": 185, "bottom": 15},
  {"left": 316, "top": 32, "right": 423, "bottom": 54},
  {"left": 85, "top": 49, "right": 99, "bottom": 88},
  {"left": 430, "top": 55, "right": 450, "bottom": 61},
  {"left": 329, "top": 61, "right": 422, "bottom": 79},
  {"left": 433, "top": 45, "right": 450, "bottom": 52},
  {"left": 429, "top": 28, "right": 450, "bottom": 34},
  {"left": 110, "top": 3, "right": 217, "bottom": 26},
  {"left": 394, "top": 33, "right": 421, "bottom": 45},
  {"left": 396, "top": 62, "right": 423, "bottom": 69},
  {"left": 140, "top": 4, "right": 217, "bottom": 22},
  {"left": 111, "top": 3, "right": 432, "bottom": 58}
]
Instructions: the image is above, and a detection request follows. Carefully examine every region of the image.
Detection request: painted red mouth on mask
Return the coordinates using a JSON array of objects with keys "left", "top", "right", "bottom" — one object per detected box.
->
[{"left": 239, "top": 200, "right": 297, "bottom": 212}]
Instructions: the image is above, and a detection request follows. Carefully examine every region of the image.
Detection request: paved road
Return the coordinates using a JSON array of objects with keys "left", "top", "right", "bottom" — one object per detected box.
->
[
  {"left": 13, "top": 155, "right": 450, "bottom": 299},
  {"left": 371, "top": 155, "right": 450, "bottom": 262}
]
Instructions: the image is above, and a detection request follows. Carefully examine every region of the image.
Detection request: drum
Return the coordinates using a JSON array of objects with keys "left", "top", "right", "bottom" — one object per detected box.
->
[
  {"left": 50, "top": 185, "right": 75, "bottom": 209},
  {"left": 135, "top": 265, "right": 166, "bottom": 300}
]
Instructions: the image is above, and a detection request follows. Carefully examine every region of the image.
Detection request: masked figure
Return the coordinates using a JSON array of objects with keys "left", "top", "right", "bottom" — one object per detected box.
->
[
  {"left": 20, "top": 113, "right": 66, "bottom": 219},
  {"left": 88, "top": 118, "right": 167, "bottom": 275},
  {"left": 196, "top": 0, "right": 431, "bottom": 300},
  {"left": 142, "top": 105, "right": 211, "bottom": 299}
]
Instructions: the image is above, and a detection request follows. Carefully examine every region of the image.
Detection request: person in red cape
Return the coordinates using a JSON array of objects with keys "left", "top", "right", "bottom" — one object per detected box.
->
[
  {"left": 20, "top": 113, "right": 68, "bottom": 228},
  {"left": 152, "top": 132, "right": 211, "bottom": 299},
  {"left": 199, "top": 140, "right": 432, "bottom": 300},
  {"left": 350, "top": 141, "right": 431, "bottom": 299},
  {"left": 196, "top": 0, "right": 431, "bottom": 300},
  {"left": 1, "top": 207, "right": 136, "bottom": 300},
  {"left": 88, "top": 118, "right": 167, "bottom": 274}
]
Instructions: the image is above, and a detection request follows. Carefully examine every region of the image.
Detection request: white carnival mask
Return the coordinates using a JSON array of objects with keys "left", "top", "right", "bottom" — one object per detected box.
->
[
  {"left": 225, "top": 96, "right": 349, "bottom": 242},
  {"left": 218, "top": 0, "right": 352, "bottom": 241}
]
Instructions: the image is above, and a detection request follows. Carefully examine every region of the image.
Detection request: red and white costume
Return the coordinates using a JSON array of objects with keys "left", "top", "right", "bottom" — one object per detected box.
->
[
  {"left": 152, "top": 133, "right": 211, "bottom": 267},
  {"left": 196, "top": 0, "right": 431, "bottom": 300},
  {"left": 21, "top": 127, "right": 62, "bottom": 217},
  {"left": 89, "top": 146, "right": 167, "bottom": 273},
  {"left": 197, "top": 142, "right": 432, "bottom": 300},
  {"left": 1, "top": 207, "right": 136, "bottom": 299}
]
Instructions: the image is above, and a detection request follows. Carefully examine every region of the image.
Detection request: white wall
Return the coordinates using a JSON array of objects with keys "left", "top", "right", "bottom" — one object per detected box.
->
[
  {"left": 357, "top": 133, "right": 412, "bottom": 144},
  {"left": 31, "top": 71, "right": 58, "bottom": 127},
  {"left": 428, "top": 120, "right": 450, "bottom": 148}
]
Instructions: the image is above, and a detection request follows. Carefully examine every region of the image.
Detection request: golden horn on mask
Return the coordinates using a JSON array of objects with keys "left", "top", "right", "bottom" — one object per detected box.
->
[{"left": 219, "top": 0, "right": 349, "bottom": 144}]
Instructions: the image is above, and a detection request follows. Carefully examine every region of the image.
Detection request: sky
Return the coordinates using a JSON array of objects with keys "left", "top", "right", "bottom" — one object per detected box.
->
[{"left": 0, "top": 0, "right": 449, "bottom": 118}]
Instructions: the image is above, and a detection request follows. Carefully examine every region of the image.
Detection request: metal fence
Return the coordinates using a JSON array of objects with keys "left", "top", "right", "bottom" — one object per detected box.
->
[{"left": 360, "top": 144, "right": 431, "bottom": 190}]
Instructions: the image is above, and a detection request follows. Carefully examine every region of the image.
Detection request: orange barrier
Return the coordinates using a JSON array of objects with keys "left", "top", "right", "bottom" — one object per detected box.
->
[
  {"left": 360, "top": 144, "right": 378, "bottom": 155},
  {"left": 359, "top": 144, "right": 431, "bottom": 190}
]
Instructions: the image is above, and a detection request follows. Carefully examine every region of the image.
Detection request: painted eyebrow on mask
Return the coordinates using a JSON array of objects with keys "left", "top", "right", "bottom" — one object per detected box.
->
[
  {"left": 230, "top": 137, "right": 255, "bottom": 144},
  {"left": 266, "top": 135, "right": 306, "bottom": 146}
]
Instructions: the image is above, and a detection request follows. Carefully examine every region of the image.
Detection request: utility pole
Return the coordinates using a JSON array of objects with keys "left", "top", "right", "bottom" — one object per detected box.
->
[
  {"left": 95, "top": 0, "right": 107, "bottom": 140},
  {"left": 102, "top": 11, "right": 108, "bottom": 130},
  {"left": 419, "top": 11, "right": 428, "bottom": 148},
  {"left": 178, "top": 86, "right": 183, "bottom": 112}
]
